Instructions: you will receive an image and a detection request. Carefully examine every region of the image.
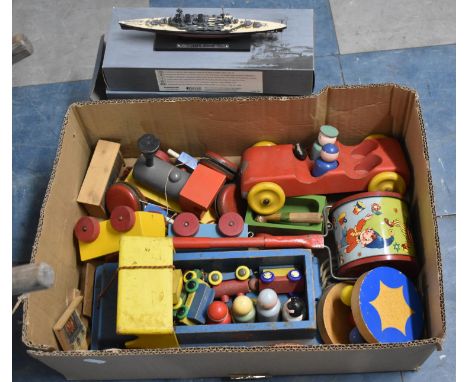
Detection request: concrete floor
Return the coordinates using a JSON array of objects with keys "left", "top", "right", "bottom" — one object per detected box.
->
[{"left": 12, "top": 0, "right": 455, "bottom": 381}]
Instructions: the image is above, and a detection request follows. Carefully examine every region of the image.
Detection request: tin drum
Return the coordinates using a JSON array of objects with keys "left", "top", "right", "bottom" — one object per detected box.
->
[{"left": 330, "top": 192, "right": 418, "bottom": 278}]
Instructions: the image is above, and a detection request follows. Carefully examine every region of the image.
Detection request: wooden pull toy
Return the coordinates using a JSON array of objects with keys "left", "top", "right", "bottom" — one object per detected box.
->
[
  {"left": 74, "top": 207, "right": 165, "bottom": 261},
  {"left": 255, "top": 211, "right": 322, "bottom": 224},
  {"left": 133, "top": 134, "right": 226, "bottom": 218},
  {"left": 133, "top": 134, "right": 191, "bottom": 201},
  {"left": 240, "top": 134, "right": 410, "bottom": 215}
]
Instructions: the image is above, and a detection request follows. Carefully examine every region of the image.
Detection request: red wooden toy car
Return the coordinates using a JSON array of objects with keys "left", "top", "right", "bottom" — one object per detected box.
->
[{"left": 239, "top": 136, "right": 410, "bottom": 215}]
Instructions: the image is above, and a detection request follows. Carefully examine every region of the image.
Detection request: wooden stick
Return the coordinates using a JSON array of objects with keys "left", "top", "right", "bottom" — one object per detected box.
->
[
  {"left": 12, "top": 263, "right": 55, "bottom": 295},
  {"left": 255, "top": 212, "right": 323, "bottom": 224}
]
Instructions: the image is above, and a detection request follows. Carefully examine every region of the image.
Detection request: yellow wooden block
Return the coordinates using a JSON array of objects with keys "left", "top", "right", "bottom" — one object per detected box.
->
[
  {"left": 117, "top": 236, "right": 175, "bottom": 345},
  {"left": 125, "top": 171, "right": 217, "bottom": 224},
  {"left": 78, "top": 212, "right": 165, "bottom": 262}
]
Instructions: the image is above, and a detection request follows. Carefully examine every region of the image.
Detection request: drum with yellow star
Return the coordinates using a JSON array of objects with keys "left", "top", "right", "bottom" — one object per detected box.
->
[
  {"left": 351, "top": 266, "right": 424, "bottom": 343},
  {"left": 329, "top": 191, "right": 419, "bottom": 278}
]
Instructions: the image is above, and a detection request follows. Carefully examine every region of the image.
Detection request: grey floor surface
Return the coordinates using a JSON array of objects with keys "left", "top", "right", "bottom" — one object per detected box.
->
[{"left": 12, "top": 0, "right": 456, "bottom": 381}]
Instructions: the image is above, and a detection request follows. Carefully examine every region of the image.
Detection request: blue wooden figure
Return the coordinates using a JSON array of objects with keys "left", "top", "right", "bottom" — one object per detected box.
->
[{"left": 312, "top": 143, "right": 339, "bottom": 177}]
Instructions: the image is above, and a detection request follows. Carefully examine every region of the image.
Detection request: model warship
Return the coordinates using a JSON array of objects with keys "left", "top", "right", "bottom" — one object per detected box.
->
[{"left": 119, "top": 8, "right": 287, "bottom": 38}]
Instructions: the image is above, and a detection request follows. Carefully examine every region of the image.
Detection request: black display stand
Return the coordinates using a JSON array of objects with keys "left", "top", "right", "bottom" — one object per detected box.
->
[{"left": 154, "top": 34, "right": 252, "bottom": 51}]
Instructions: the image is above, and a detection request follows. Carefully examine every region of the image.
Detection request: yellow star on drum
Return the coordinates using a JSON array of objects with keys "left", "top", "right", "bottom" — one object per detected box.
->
[
  {"left": 369, "top": 281, "right": 414, "bottom": 335},
  {"left": 351, "top": 266, "right": 424, "bottom": 343}
]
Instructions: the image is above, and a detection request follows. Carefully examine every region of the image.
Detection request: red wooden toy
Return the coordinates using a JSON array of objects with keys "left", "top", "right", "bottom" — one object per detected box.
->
[
  {"left": 172, "top": 234, "right": 324, "bottom": 250},
  {"left": 179, "top": 164, "right": 226, "bottom": 217},
  {"left": 206, "top": 301, "right": 232, "bottom": 324},
  {"left": 213, "top": 278, "right": 258, "bottom": 299},
  {"left": 258, "top": 269, "right": 305, "bottom": 294},
  {"left": 214, "top": 183, "right": 247, "bottom": 217},
  {"left": 240, "top": 136, "right": 410, "bottom": 214}
]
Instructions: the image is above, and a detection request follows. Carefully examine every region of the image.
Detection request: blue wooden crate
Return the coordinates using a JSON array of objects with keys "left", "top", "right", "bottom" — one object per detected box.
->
[
  {"left": 90, "top": 249, "right": 322, "bottom": 349},
  {"left": 174, "top": 249, "right": 321, "bottom": 345}
]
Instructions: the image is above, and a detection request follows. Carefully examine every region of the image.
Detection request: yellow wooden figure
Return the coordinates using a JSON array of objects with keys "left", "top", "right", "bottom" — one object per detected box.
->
[
  {"left": 116, "top": 236, "right": 179, "bottom": 349},
  {"left": 75, "top": 208, "right": 165, "bottom": 262}
]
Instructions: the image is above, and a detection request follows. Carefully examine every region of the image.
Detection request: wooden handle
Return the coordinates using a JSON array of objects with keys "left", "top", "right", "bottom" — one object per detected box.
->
[
  {"left": 255, "top": 212, "right": 323, "bottom": 224},
  {"left": 12, "top": 263, "right": 55, "bottom": 295},
  {"left": 173, "top": 234, "right": 324, "bottom": 250}
]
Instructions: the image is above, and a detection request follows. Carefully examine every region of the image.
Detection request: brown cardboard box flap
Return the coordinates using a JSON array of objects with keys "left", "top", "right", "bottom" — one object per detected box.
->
[{"left": 29, "top": 340, "right": 441, "bottom": 380}]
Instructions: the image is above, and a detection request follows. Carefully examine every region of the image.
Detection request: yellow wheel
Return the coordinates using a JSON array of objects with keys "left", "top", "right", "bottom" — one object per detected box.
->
[
  {"left": 364, "top": 134, "right": 387, "bottom": 140},
  {"left": 252, "top": 141, "right": 276, "bottom": 147},
  {"left": 235, "top": 265, "right": 250, "bottom": 281},
  {"left": 247, "top": 182, "right": 285, "bottom": 215},
  {"left": 208, "top": 271, "right": 223, "bottom": 286},
  {"left": 368, "top": 172, "right": 406, "bottom": 195}
]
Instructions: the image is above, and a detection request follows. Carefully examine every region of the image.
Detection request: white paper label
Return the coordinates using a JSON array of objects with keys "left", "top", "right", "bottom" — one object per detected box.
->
[{"left": 155, "top": 70, "right": 263, "bottom": 93}]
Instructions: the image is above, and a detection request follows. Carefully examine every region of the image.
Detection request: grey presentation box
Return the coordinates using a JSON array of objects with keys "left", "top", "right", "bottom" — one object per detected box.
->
[{"left": 103, "top": 8, "right": 314, "bottom": 96}]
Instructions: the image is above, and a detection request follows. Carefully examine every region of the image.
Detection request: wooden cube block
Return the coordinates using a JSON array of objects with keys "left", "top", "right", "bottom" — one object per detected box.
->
[
  {"left": 179, "top": 164, "right": 226, "bottom": 217},
  {"left": 77, "top": 140, "right": 124, "bottom": 218},
  {"left": 116, "top": 236, "right": 178, "bottom": 349}
]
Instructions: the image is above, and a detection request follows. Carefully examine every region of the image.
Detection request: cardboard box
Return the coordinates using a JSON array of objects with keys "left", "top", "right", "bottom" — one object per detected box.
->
[
  {"left": 102, "top": 8, "right": 314, "bottom": 97},
  {"left": 22, "top": 85, "right": 445, "bottom": 379}
]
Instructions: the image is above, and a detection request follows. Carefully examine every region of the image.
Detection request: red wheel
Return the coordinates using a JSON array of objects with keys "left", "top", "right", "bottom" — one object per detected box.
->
[
  {"left": 201, "top": 151, "right": 238, "bottom": 180},
  {"left": 173, "top": 212, "right": 200, "bottom": 237},
  {"left": 214, "top": 184, "right": 246, "bottom": 217},
  {"left": 105, "top": 182, "right": 145, "bottom": 213},
  {"left": 218, "top": 212, "right": 244, "bottom": 237},
  {"left": 74, "top": 216, "right": 100, "bottom": 243},
  {"left": 110, "top": 206, "right": 136, "bottom": 232}
]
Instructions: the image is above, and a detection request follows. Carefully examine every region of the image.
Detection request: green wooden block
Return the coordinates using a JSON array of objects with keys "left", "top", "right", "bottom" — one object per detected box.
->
[{"left": 245, "top": 195, "right": 327, "bottom": 234}]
